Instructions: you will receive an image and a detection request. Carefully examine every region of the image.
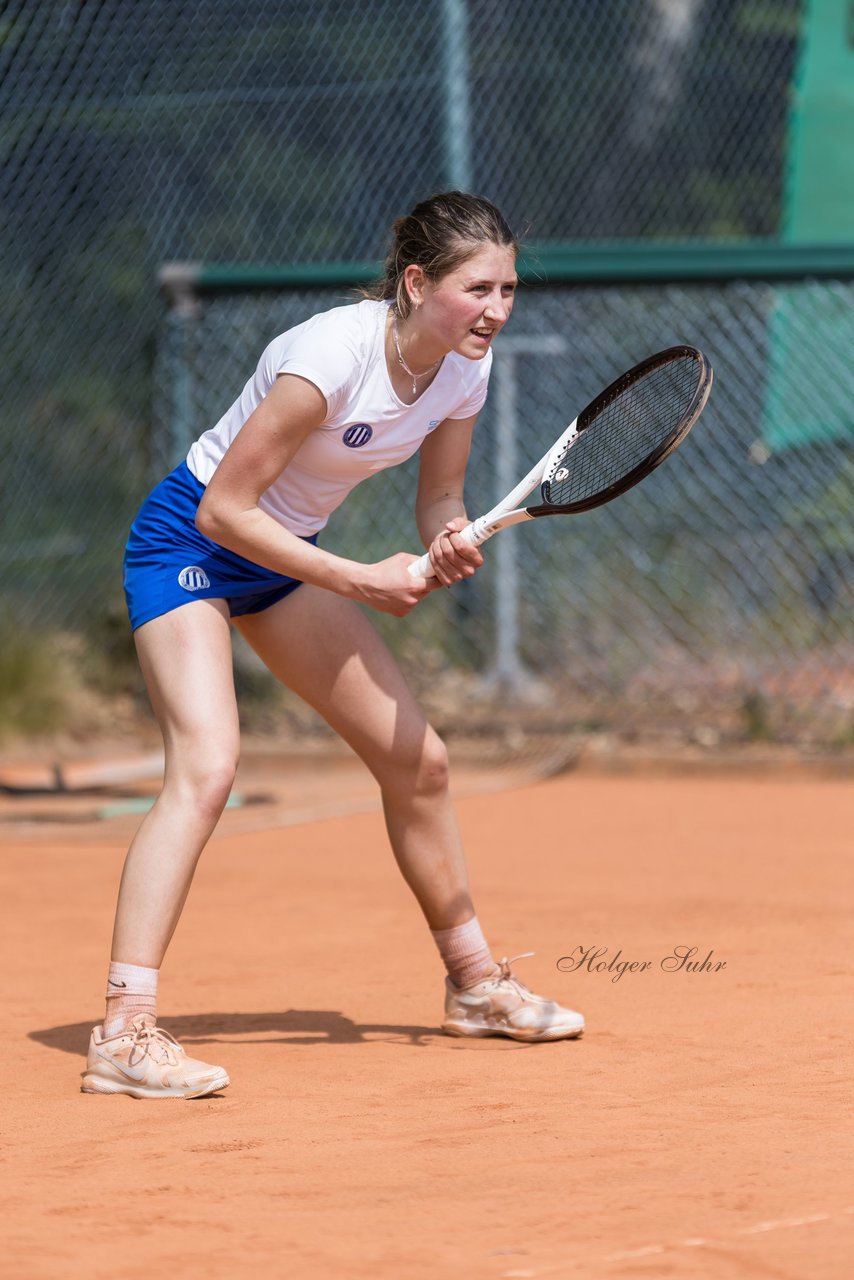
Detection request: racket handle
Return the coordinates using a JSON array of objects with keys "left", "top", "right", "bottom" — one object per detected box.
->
[{"left": 407, "top": 518, "right": 495, "bottom": 579}]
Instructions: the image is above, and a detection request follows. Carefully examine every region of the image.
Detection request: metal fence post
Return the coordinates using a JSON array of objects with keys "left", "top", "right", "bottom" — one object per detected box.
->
[
  {"left": 158, "top": 264, "right": 202, "bottom": 470},
  {"left": 441, "top": 0, "right": 472, "bottom": 189},
  {"left": 483, "top": 335, "right": 568, "bottom": 694}
]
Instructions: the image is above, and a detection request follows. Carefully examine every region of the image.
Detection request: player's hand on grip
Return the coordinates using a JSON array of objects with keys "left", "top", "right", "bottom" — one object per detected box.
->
[
  {"left": 352, "top": 553, "right": 440, "bottom": 617},
  {"left": 428, "top": 517, "right": 484, "bottom": 587}
]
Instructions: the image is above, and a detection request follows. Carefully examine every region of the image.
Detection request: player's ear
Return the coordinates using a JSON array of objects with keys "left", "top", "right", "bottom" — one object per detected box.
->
[{"left": 403, "top": 264, "right": 427, "bottom": 310}]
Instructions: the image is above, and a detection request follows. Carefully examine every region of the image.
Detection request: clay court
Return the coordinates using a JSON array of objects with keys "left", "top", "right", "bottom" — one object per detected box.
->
[
  {"left": 5, "top": 5, "right": 854, "bottom": 1277},
  {"left": 3, "top": 752, "right": 851, "bottom": 1279}
]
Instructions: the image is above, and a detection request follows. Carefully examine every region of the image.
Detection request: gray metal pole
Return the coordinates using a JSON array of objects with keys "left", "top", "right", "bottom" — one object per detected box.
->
[
  {"left": 489, "top": 352, "right": 525, "bottom": 687},
  {"left": 441, "top": 0, "right": 472, "bottom": 189},
  {"left": 158, "top": 264, "right": 201, "bottom": 468},
  {"left": 484, "top": 335, "right": 569, "bottom": 695}
]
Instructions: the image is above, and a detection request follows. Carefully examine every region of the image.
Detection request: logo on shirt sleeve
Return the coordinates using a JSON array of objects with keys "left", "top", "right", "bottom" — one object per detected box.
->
[{"left": 342, "top": 423, "right": 373, "bottom": 448}]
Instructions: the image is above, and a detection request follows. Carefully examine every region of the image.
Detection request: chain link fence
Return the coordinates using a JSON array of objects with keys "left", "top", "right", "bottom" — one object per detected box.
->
[
  {"left": 5, "top": 0, "right": 852, "bottom": 752},
  {"left": 153, "top": 276, "right": 854, "bottom": 753}
]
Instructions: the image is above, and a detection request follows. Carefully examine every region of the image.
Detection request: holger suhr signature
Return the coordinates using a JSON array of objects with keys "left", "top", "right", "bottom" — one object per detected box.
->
[{"left": 557, "top": 945, "right": 727, "bottom": 983}]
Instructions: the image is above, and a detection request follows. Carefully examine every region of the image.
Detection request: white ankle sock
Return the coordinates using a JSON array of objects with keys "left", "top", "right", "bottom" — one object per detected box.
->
[
  {"left": 431, "top": 916, "right": 497, "bottom": 989},
  {"left": 103, "top": 961, "right": 159, "bottom": 1037}
]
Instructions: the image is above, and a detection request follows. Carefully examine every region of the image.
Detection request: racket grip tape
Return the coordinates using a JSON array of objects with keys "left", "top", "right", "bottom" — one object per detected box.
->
[{"left": 407, "top": 519, "right": 489, "bottom": 579}]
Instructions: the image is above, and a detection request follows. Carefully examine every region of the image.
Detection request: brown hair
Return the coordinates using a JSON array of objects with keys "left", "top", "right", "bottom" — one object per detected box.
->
[{"left": 362, "top": 191, "right": 519, "bottom": 319}]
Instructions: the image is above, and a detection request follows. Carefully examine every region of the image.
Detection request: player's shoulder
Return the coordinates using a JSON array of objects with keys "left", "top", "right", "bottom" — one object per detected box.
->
[
  {"left": 277, "top": 298, "right": 383, "bottom": 353},
  {"left": 445, "top": 346, "right": 493, "bottom": 392},
  {"left": 260, "top": 299, "right": 384, "bottom": 388}
]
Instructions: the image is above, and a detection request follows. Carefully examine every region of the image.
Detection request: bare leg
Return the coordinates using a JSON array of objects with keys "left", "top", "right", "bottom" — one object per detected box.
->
[
  {"left": 236, "top": 586, "right": 474, "bottom": 931},
  {"left": 110, "top": 599, "right": 240, "bottom": 966}
]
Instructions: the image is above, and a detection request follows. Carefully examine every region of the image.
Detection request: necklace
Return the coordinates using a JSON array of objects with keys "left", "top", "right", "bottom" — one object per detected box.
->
[{"left": 392, "top": 310, "right": 442, "bottom": 396}]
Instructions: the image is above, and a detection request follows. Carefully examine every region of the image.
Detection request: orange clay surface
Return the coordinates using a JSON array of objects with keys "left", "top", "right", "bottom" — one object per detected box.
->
[{"left": 1, "top": 759, "right": 852, "bottom": 1280}]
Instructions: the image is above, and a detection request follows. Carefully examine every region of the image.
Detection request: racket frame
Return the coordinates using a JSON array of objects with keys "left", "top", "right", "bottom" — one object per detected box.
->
[{"left": 532, "top": 345, "right": 713, "bottom": 516}]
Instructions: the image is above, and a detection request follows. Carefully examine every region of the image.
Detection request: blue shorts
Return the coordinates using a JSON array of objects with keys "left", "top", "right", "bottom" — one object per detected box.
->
[{"left": 123, "top": 462, "right": 315, "bottom": 631}]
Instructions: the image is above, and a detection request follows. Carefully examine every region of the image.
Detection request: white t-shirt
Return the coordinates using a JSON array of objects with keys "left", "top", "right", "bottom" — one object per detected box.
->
[{"left": 186, "top": 299, "right": 492, "bottom": 537}]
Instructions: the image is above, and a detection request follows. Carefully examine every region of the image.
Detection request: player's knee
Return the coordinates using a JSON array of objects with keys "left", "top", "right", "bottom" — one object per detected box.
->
[
  {"left": 200, "top": 755, "right": 239, "bottom": 814},
  {"left": 412, "top": 729, "right": 450, "bottom": 797},
  {"left": 375, "top": 726, "right": 449, "bottom": 799},
  {"left": 172, "top": 749, "right": 239, "bottom": 818}
]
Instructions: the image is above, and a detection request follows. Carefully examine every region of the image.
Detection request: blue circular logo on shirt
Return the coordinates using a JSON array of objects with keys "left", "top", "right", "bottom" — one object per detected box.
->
[{"left": 343, "top": 423, "right": 373, "bottom": 448}]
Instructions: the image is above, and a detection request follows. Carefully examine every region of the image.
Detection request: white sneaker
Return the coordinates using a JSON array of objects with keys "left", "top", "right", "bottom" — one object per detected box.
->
[
  {"left": 442, "top": 953, "right": 584, "bottom": 1042},
  {"left": 81, "top": 1015, "right": 230, "bottom": 1098}
]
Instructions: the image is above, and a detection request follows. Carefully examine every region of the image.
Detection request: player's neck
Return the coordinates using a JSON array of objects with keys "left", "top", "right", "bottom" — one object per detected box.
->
[{"left": 385, "top": 308, "right": 445, "bottom": 401}]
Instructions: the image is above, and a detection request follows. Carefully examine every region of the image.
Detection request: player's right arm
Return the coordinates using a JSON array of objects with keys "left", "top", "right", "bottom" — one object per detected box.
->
[{"left": 195, "top": 374, "right": 435, "bottom": 617}]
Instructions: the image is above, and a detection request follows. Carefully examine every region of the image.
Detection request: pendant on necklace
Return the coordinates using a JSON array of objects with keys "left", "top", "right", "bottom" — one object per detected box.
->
[{"left": 393, "top": 308, "right": 439, "bottom": 398}]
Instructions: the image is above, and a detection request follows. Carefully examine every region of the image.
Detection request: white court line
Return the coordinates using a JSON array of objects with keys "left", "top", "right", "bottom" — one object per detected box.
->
[
  {"left": 504, "top": 1204, "right": 849, "bottom": 1276},
  {"left": 601, "top": 1244, "right": 666, "bottom": 1261},
  {"left": 739, "top": 1213, "right": 832, "bottom": 1234}
]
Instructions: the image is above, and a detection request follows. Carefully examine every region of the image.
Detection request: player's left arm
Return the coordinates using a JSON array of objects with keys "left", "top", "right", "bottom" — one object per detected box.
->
[{"left": 415, "top": 414, "right": 484, "bottom": 587}]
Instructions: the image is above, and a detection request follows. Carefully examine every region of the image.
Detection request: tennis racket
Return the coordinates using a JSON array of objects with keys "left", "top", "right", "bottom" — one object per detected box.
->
[{"left": 409, "top": 345, "right": 713, "bottom": 578}]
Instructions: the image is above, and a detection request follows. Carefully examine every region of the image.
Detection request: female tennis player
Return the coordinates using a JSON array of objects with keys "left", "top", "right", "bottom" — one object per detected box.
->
[{"left": 82, "top": 192, "right": 584, "bottom": 1098}]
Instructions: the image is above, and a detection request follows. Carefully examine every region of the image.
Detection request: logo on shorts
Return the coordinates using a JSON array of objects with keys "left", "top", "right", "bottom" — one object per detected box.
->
[
  {"left": 178, "top": 565, "right": 211, "bottom": 592},
  {"left": 342, "top": 423, "right": 373, "bottom": 448}
]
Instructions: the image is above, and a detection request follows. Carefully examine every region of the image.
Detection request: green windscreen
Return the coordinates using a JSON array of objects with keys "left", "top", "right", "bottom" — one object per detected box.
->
[{"left": 765, "top": 0, "right": 854, "bottom": 450}]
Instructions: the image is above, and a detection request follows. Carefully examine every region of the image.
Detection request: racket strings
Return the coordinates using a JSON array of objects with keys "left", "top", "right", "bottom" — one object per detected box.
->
[{"left": 544, "top": 356, "right": 702, "bottom": 509}]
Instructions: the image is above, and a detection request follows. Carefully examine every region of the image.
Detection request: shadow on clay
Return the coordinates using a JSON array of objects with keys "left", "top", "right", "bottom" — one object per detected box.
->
[{"left": 29, "top": 1010, "right": 458, "bottom": 1057}]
